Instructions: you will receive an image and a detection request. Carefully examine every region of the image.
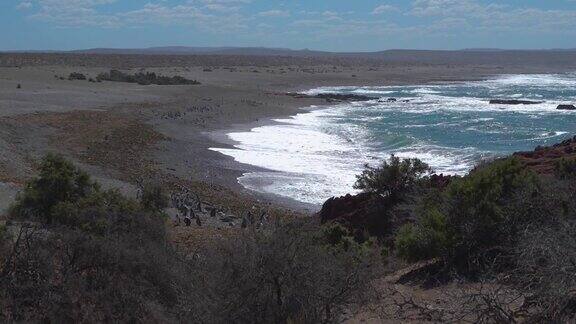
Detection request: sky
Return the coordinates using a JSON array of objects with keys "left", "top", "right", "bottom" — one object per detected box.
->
[{"left": 1, "top": 0, "right": 576, "bottom": 52}]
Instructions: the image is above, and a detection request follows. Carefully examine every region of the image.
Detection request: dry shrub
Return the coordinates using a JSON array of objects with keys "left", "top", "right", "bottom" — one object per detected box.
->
[{"left": 182, "top": 220, "right": 382, "bottom": 323}]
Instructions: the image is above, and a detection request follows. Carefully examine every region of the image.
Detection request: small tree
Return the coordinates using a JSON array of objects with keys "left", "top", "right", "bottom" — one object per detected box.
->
[
  {"left": 10, "top": 153, "right": 98, "bottom": 223},
  {"left": 354, "top": 155, "right": 431, "bottom": 202}
]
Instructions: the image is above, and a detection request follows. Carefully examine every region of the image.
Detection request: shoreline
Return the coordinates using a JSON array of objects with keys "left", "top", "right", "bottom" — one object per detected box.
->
[
  {"left": 204, "top": 73, "right": 576, "bottom": 209},
  {"left": 205, "top": 104, "right": 330, "bottom": 213}
]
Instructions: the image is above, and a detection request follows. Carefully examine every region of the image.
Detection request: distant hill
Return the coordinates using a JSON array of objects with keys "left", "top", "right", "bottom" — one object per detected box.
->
[
  {"left": 3, "top": 47, "right": 576, "bottom": 60},
  {"left": 460, "top": 48, "right": 507, "bottom": 52},
  {"left": 2, "top": 47, "right": 576, "bottom": 69},
  {"left": 69, "top": 46, "right": 331, "bottom": 56},
  {"left": 68, "top": 47, "right": 576, "bottom": 64}
]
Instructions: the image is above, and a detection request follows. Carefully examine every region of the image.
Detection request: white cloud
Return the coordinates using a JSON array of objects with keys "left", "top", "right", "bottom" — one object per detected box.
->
[
  {"left": 410, "top": 0, "right": 505, "bottom": 18},
  {"left": 16, "top": 1, "right": 33, "bottom": 10},
  {"left": 322, "top": 11, "right": 339, "bottom": 17},
  {"left": 23, "top": 0, "right": 252, "bottom": 30},
  {"left": 194, "top": 0, "right": 251, "bottom": 3},
  {"left": 190, "top": 0, "right": 251, "bottom": 12},
  {"left": 257, "top": 10, "right": 290, "bottom": 17},
  {"left": 120, "top": 3, "right": 208, "bottom": 25},
  {"left": 372, "top": 4, "right": 396, "bottom": 15},
  {"left": 15, "top": 0, "right": 576, "bottom": 45},
  {"left": 119, "top": 3, "right": 251, "bottom": 32},
  {"left": 29, "top": 0, "right": 120, "bottom": 27},
  {"left": 408, "top": 0, "right": 576, "bottom": 34}
]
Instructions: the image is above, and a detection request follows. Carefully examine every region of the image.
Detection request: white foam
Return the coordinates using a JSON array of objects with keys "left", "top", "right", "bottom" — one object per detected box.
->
[
  {"left": 237, "top": 172, "right": 361, "bottom": 205},
  {"left": 386, "top": 94, "right": 573, "bottom": 115},
  {"left": 486, "top": 73, "right": 576, "bottom": 88},
  {"left": 210, "top": 108, "right": 373, "bottom": 204},
  {"left": 529, "top": 131, "right": 569, "bottom": 141},
  {"left": 410, "top": 88, "right": 441, "bottom": 94},
  {"left": 350, "top": 89, "right": 394, "bottom": 95},
  {"left": 390, "top": 145, "right": 481, "bottom": 175}
]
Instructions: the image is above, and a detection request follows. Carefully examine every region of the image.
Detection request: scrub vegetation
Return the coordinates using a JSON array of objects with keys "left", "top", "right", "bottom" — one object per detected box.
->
[{"left": 0, "top": 154, "right": 380, "bottom": 323}]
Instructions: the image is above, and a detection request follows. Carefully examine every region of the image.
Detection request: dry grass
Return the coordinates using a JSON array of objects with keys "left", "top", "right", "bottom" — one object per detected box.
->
[{"left": 1, "top": 110, "right": 166, "bottom": 182}]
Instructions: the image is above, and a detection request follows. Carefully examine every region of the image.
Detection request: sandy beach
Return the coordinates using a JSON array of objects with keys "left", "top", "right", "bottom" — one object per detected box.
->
[{"left": 1, "top": 52, "right": 575, "bottom": 216}]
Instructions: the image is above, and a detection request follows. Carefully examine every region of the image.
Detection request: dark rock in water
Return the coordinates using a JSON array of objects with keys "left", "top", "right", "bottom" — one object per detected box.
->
[
  {"left": 489, "top": 99, "right": 543, "bottom": 105},
  {"left": 378, "top": 98, "right": 408, "bottom": 103},
  {"left": 286, "top": 92, "right": 373, "bottom": 102},
  {"left": 68, "top": 72, "right": 87, "bottom": 81},
  {"left": 315, "top": 93, "right": 372, "bottom": 102},
  {"left": 557, "top": 104, "right": 576, "bottom": 110}
]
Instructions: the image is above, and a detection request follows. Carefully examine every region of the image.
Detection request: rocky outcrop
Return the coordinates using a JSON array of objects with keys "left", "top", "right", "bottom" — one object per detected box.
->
[
  {"left": 378, "top": 98, "right": 410, "bottom": 103},
  {"left": 314, "top": 93, "right": 373, "bottom": 102},
  {"left": 318, "top": 174, "right": 455, "bottom": 239},
  {"left": 318, "top": 192, "right": 391, "bottom": 238},
  {"left": 515, "top": 135, "right": 576, "bottom": 174},
  {"left": 489, "top": 99, "right": 543, "bottom": 105},
  {"left": 387, "top": 258, "right": 446, "bottom": 286},
  {"left": 287, "top": 92, "right": 373, "bottom": 102},
  {"left": 429, "top": 174, "right": 454, "bottom": 190},
  {"left": 557, "top": 104, "right": 576, "bottom": 110}
]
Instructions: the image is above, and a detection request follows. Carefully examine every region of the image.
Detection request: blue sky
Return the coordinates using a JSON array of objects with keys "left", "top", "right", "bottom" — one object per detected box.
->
[{"left": 1, "top": 0, "right": 576, "bottom": 51}]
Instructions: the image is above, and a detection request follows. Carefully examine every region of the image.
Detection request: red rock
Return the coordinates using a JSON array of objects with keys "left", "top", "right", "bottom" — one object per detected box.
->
[
  {"left": 318, "top": 192, "right": 391, "bottom": 239},
  {"left": 514, "top": 135, "right": 576, "bottom": 174}
]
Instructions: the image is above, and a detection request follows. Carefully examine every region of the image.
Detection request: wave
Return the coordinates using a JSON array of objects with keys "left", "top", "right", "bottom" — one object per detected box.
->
[
  {"left": 390, "top": 144, "right": 486, "bottom": 175},
  {"left": 484, "top": 73, "right": 576, "bottom": 88}
]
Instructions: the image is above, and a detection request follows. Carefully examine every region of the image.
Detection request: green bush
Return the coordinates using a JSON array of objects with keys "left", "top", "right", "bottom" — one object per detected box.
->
[
  {"left": 97, "top": 70, "right": 200, "bottom": 86},
  {"left": 321, "top": 222, "right": 377, "bottom": 254},
  {"left": 395, "top": 224, "right": 419, "bottom": 261},
  {"left": 8, "top": 154, "right": 165, "bottom": 234},
  {"left": 322, "top": 222, "right": 351, "bottom": 246},
  {"left": 51, "top": 189, "right": 141, "bottom": 235},
  {"left": 396, "top": 157, "right": 539, "bottom": 271},
  {"left": 396, "top": 207, "right": 449, "bottom": 262},
  {"left": 354, "top": 155, "right": 431, "bottom": 202},
  {"left": 140, "top": 183, "right": 169, "bottom": 212},
  {"left": 443, "top": 158, "right": 537, "bottom": 264},
  {"left": 0, "top": 224, "right": 6, "bottom": 242},
  {"left": 554, "top": 157, "right": 576, "bottom": 179},
  {"left": 10, "top": 153, "right": 98, "bottom": 223}
]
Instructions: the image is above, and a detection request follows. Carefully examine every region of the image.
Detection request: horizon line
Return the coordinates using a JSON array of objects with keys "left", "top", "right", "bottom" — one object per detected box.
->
[{"left": 2, "top": 46, "right": 576, "bottom": 54}]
